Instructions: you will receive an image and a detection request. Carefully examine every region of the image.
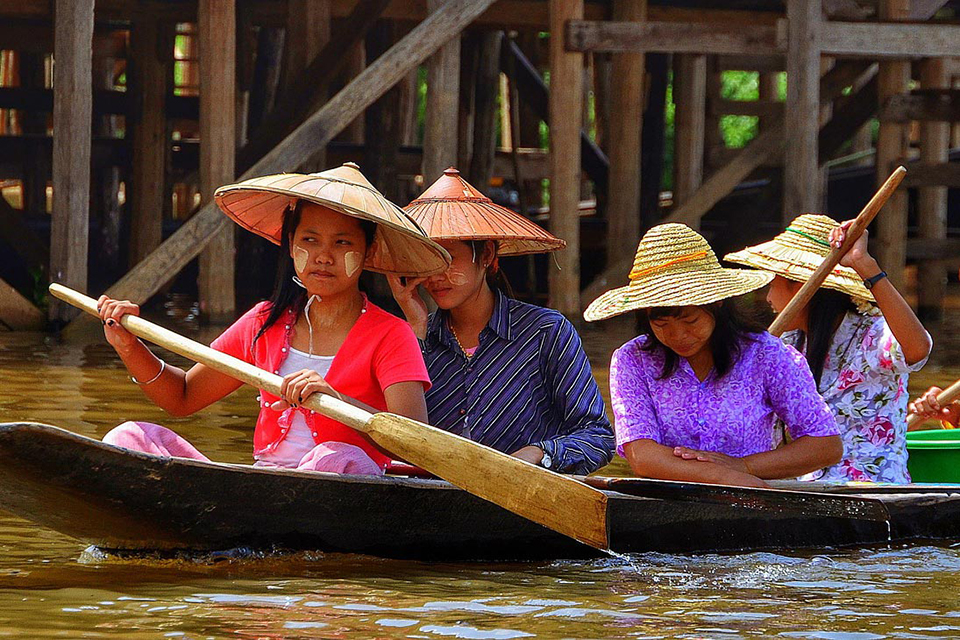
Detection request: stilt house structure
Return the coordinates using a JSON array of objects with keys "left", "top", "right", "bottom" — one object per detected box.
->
[{"left": 0, "top": 0, "right": 957, "bottom": 332}]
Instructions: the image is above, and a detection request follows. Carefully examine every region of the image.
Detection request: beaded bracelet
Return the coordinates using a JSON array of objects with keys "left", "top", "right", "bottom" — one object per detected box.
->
[{"left": 131, "top": 360, "right": 166, "bottom": 386}]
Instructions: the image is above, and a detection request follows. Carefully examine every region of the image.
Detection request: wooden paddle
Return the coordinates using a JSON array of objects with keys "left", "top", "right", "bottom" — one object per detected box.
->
[
  {"left": 907, "top": 378, "right": 960, "bottom": 430},
  {"left": 49, "top": 283, "right": 610, "bottom": 550},
  {"left": 580, "top": 476, "right": 890, "bottom": 522},
  {"left": 768, "top": 165, "right": 907, "bottom": 337}
]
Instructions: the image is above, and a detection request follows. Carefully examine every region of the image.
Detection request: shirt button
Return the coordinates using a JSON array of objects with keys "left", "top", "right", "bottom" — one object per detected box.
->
[
  {"left": 312, "top": 432, "right": 318, "bottom": 437},
  {"left": 281, "top": 347, "right": 287, "bottom": 353},
  {"left": 274, "top": 370, "right": 279, "bottom": 374},
  {"left": 285, "top": 325, "right": 290, "bottom": 329},
  {"left": 460, "top": 409, "right": 466, "bottom": 415}
]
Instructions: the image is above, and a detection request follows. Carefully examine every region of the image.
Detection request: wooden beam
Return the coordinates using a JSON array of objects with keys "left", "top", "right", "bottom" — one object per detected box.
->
[
  {"left": 879, "top": 90, "right": 960, "bottom": 123},
  {"left": 716, "top": 54, "right": 785, "bottom": 72},
  {"left": 784, "top": 0, "right": 822, "bottom": 221},
  {"left": 548, "top": 0, "right": 583, "bottom": 317},
  {"left": 66, "top": 0, "right": 503, "bottom": 333},
  {"left": 672, "top": 54, "right": 705, "bottom": 210},
  {"left": 422, "top": 0, "right": 461, "bottom": 182},
  {"left": 0, "top": 277, "right": 44, "bottom": 330},
  {"left": 821, "top": 21, "right": 960, "bottom": 58},
  {"left": 711, "top": 98, "right": 783, "bottom": 118},
  {"left": 49, "top": 0, "right": 94, "bottom": 324},
  {"left": 565, "top": 21, "right": 785, "bottom": 55},
  {"left": 903, "top": 162, "right": 960, "bottom": 188},
  {"left": 605, "top": 0, "right": 645, "bottom": 253},
  {"left": 905, "top": 238, "right": 960, "bottom": 261},
  {"left": 873, "top": 0, "right": 910, "bottom": 291},
  {"left": 818, "top": 74, "right": 879, "bottom": 163},
  {"left": 0, "top": 87, "right": 198, "bottom": 119},
  {"left": 917, "top": 58, "right": 950, "bottom": 320},
  {"left": 129, "top": 18, "right": 172, "bottom": 266},
  {"left": 198, "top": 0, "right": 237, "bottom": 323},
  {"left": 469, "top": 30, "right": 503, "bottom": 189}
]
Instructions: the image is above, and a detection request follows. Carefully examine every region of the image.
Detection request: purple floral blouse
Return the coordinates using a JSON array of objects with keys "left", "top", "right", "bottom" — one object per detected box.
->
[{"left": 610, "top": 332, "right": 839, "bottom": 458}]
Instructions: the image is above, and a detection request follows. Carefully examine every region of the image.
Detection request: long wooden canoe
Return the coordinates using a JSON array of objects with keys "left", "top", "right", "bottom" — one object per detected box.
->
[{"left": 2, "top": 422, "right": 960, "bottom": 561}]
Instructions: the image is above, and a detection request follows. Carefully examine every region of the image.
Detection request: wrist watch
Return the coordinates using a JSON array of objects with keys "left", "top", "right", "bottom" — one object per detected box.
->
[
  {"left": 540, "top": 452, "right": 553, "bottom": 469},
  {"left": 863, "top": 271, "right": 887, "bottom": 290}
]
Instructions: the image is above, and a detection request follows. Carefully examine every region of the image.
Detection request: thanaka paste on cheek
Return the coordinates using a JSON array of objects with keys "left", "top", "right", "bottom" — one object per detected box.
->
[
  {"left": 293, "top": 246, "right": 309, "bottom": 273},
  {"left": 446, "top": 270, "right": 468, "bottom": 286},
  {"left": 344, "top": 251, "right": 363, "bottom": 277}
]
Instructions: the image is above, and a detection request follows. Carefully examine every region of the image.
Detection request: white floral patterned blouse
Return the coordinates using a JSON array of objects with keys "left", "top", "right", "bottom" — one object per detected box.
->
[{"left": 784, "top": 307, "right": 929, "bottom": 483}]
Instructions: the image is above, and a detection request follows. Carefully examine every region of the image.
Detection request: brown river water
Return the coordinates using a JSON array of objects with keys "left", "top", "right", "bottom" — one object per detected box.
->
[{"left": 1, "top": 298, "right": 960, "bottom": 638}]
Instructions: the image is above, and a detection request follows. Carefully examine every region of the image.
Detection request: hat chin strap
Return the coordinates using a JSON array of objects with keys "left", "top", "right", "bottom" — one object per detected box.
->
[{"left": 292, "top": 275, "right": 322, "bottom": 355}]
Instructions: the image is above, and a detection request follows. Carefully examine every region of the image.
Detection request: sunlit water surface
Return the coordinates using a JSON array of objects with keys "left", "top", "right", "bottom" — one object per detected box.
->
[{"left": 0, "top": 304, "right": 959, "bottom": 638}]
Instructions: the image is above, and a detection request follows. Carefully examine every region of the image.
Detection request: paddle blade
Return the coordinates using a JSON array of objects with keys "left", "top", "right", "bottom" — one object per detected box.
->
[{"left": 366, "top": 413, "right": 609, "bottom": 549}]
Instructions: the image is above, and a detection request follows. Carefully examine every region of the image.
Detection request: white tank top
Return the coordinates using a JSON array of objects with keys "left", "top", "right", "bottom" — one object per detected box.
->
[{"left": 254, "top": 347, "right": 334, "bottom": 469}]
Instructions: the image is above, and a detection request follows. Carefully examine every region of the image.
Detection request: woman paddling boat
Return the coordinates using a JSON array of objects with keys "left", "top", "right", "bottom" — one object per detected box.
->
[
  {"left": 387, "top": 168, "right": 614, "bottom": 474},
  {"left": 96, "top": 163, "right": 450, "bottom": 475},
  {"left": 726, "top": 214, "right": 932, "bottom": 483},
  {"left": 584, "top": 223, "right": 842, "bottom": 488}
]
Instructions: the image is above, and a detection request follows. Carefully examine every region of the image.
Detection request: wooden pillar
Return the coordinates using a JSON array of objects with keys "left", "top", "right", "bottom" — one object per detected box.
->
[
  {"left": 606, "top": 0, "right": 645, "bottom": 254},
  {"left": 247, "top": 26, "right": 284, "bottom": 134},
  {"left": 457, "top": 33, "right": 477, "bottom": 174},
  {"left": 874, "top": 0, "right": 911, "bottom": 291},
  {"left": 758, "top": 71, "right": 779, "bottom": 133},
  {"left": 49, "top": 0, "right": 94, "bottom": 324},
  {"left": 704, "top": 57, "right": 724, "bottom": 174},
  {"left": 283, "top": 0, "right": 331, "bottom": 171},
  {"left": 198, "top": 0, "right": 237, "bottom": 323},
  {"left": 548, "top": 0, "right": 583, "bottom": 317},
  {"left": 129, "top": 18, "right": 171, "bottom": 266},
  {"left": 93, "top": 47, "right": 122, "bottom": 276},
  {"left": 422, "top": 0, "right": 460, "bottom": 182},
  {"left": 470, "top": 30, "right": 503, "bottom": 190},
  {"left": 398, "top": 68, "right": 419, "bottom": 147},
  {"left": 917, "top": 57, "right": 949, "bottom": 320},
  {"left": 784, "top": 0, "right": 822, "bottom": 222},
  {"left": 341, "top": 42, "right": 366, "bottom": 145},
  {"left": 19, "top": 52, "right": 48, "bottom": 217},
  {"left": 673, "top": 54, "right": 705, "bottom": 212}
]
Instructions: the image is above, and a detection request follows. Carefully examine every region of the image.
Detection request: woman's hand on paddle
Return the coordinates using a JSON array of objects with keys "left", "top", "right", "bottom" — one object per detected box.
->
[
  {"left": 271, "top": 368, "right": 340, "bottom": 411},
  {"left": 97, "top": 295, "right": 141, "bottom": 353},
  {"left": 673, "top": 446, "right": 753, "bottom": 476},
  {"left": 910, "top": 386, "right": 960, "bottom": 427},
  {"left": 387, "top": 275, "right": 428, "bottom": 340},
  {"left": 830, "top": 220, "right": 878, "bottom": 275}
]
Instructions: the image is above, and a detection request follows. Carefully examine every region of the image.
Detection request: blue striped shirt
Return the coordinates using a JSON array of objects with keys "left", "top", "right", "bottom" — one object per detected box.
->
[{"left": 422, "top": 289, "right": 614, "bottom": 474}]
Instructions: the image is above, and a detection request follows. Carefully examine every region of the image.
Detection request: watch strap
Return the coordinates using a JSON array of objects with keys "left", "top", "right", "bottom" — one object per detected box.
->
[{"left": 863, "top": 271, "right": 887, "bottom": 289}]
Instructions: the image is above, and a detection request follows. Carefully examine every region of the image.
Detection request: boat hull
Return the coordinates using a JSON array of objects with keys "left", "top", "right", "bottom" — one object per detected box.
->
[{"left": 0, "top": 422, "right": 958, "bottom": 561}]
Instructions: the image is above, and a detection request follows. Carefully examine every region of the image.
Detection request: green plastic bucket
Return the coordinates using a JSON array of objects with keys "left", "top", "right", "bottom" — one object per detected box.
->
[{"left": 907, "top": 429, "right": 960, "bottom": 482}]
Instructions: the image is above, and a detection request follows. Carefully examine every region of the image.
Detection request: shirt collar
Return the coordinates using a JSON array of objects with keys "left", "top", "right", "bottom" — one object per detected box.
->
[{"left": 426, "top": 288, "right": 513, "bottom": 346}]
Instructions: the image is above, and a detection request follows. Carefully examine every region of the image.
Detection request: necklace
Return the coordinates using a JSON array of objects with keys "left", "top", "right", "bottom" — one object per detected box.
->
[{"left": 448, "top": 319, "right": 476, "bottom": 359}]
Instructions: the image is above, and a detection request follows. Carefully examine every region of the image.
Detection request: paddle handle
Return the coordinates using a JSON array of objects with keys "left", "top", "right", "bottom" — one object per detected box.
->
[
  {"left": 906, "top": 378, "right": 960, "bottom": 429},
  {"left": 768, "top": 166, "right": 907, "bottom": 337},
  {"left": 48, "top": 284, "right": 375, "bottom": 432}
]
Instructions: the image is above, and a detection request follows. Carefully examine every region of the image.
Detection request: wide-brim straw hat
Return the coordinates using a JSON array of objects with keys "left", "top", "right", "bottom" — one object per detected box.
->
[
  {"left": 214, "top": 163, "right": 451, "bottom": 277},
  {"left": 583, "top": 223, "right": 773, "bottom": 322},
  {"left": 724, "top": 213, "right": 874, "bottom": 302},
  {"left": 403, "top": 167, "right": 566, "bottom": 255}
]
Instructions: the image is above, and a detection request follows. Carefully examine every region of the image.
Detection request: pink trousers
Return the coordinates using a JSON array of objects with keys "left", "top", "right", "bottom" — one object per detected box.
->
[{"left": 103, "top": 421, "right": 383, "bottom": 475}]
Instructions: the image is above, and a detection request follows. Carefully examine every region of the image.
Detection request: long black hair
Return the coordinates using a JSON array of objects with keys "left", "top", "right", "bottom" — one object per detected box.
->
[
  {"left": 637, "top": 298, "right": 766, "bottom": 380},
  {"left": 466, "top": 239, "right": 514, "bottom": 298},
  {"left": 253, "top": 200, "right": 376, "bottom": 344},
  {"left": 794, "top": 287, "right": 856, "bottom": 387}
]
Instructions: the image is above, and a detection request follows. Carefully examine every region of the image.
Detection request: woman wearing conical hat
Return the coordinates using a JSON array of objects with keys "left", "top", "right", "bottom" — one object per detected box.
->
[
  {"left": 726, "top": 214, "right": 932, "bottom": 483},
  {"left": 584, "top": 224, "right": 841, "bottom": 488},
  {"left": 95, "top": 163, "right": 450, "bottom": 475},
  {"left": 387, "top": 168, "right": 614, "bottom": 475}
]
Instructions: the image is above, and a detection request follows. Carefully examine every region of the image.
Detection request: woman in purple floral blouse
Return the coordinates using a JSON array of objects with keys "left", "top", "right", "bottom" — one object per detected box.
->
[{"left": 584, "top": 224, "right": 842, "bottom": 488}]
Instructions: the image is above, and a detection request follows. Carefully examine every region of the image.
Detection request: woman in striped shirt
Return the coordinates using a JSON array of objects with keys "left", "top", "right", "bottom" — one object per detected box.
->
[{"left": 387, "top": 169, "right": 614, "bottom": 474}]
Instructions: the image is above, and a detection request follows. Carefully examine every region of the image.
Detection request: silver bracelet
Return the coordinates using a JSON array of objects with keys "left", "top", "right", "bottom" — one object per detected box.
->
[{"left": 131, "top": 360, "right": 166, "bottom": 386}]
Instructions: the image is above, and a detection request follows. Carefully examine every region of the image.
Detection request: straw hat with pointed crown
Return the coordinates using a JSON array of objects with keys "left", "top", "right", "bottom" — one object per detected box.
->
[
  {"left": 724, "top": 213, "right": 874, "bottom": 302},
  {"left": 214, "top": 163, "right": 451, "bottom": 277},
  {"left": 403, "top": 167, "right": 566, "bottom": 255},
  {"left": 583, "top": 223, "right": 773, "bottom": 322}
]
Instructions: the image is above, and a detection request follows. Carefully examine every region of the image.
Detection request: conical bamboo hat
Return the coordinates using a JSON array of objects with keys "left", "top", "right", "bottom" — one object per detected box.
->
[
  {"left": 403, "top": 168, "right": 566, "bottom": 255},
  {"left": 214, "top": 163, "right": 451, "bottom": 277}
]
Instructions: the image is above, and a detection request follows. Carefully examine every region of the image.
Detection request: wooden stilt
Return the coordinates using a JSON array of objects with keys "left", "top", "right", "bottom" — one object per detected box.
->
[
  {"left": 364, "top": 21, "right": 401, "bottom": 202},
  {"left": 470, "top": 30, "right": 503, "bottom": 190},
  {"left": 422, "top": 0, "right": 460, "bottom": 182},
  {"left": 198, "top": 0, "right": 237, "bottom": 323},
  {"left": 917, "top": 57, "right": 949, "bottom": 321},
  {"left": 548, "top": 0, "right": 584, "bottom": 317},
  {"left": 398, "top": 67, "right": 419, "bottom": 148},
  {"left": 341, "top": 41, "right": 366, "bottom": 145},
  {"left": 704, "top": 57, "right": 724, "bottom": 173},
  {"left": 673, "top": 54, "right": 705, "bottom": 211},
  {"left": 606, "top": 0, "right": 645, "bottom": 256},
  {"left": 129, "top": 18, "right": 171, "bottom": 266},
  {"left": 19, "top": 52, "right": 47, "bottom": 218},
  {"left": 247, "top": 27, "right": 284, "bottom": 135},
  {"left": 640, "top": 52, "right": 667, "bottom": 229},
  {"left": 784, "top": 0, "right": 822, "bottom": 222},
  {"left": 874, "top": 0, "right": 911, "bottom": 291},
  {"left": 49, "top": 0, "right": 94, "bottom": 324},
  {"left": 758, "top": 71, "right": 779, "bottom": 133},
  {"left": 284, "top": 0, "right": 331, "bottom": 172},
  {"left": 457, "top": 33, "right": 477, "bottom": 175},
  {"left": 93, "top": 48, "right": 122, "bottom": 275}
]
